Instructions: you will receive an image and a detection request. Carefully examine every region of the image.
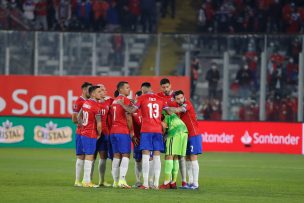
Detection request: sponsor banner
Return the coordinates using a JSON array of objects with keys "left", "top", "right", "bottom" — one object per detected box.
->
[
  {"left": 199, "top": 121, "right": 303, "bottom": 154},
  {"left": 0, "top": 116, "right": 74, "bottom": 148},
  {"left": 0, "top": 75, "right": 190, "bottom": 118}
]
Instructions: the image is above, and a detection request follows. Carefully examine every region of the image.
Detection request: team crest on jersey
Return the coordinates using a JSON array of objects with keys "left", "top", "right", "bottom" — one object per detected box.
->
[
  {"left": 171, "top": 97, "right": 174, "bottom": 102},
  {"left": 0, "top": 120, "right": 24, "bottom": 143},
  {"left": 34, "top": 121, "right": 72, "bottom": 144}
]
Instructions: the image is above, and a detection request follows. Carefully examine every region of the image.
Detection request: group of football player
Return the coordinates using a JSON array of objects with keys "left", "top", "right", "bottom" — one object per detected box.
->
[{"left": 72, "top": 78, "right": 202, "bottom": 190}]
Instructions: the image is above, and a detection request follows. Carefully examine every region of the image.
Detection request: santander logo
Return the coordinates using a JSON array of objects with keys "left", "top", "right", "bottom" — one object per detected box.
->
[
  {"left": 0, "top": 96, "right": 6, "bottom": 113},
  {"left": 241, "top": 131, "right": 253, "bottom": 147}
]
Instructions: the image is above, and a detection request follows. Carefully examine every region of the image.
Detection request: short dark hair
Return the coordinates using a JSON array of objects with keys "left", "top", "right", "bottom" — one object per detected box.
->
[
  {"left": 174, "top": 90, "right": 184, "bottom": 98},
  {"left": 160, "top": 78, "right": 170, "bottom": 85},
  {"left": 81, "top": 82, "right": 92, "bottom": 89},
  {"left": 141, "top": 82, "right": 151, "bottom": 88},
  {"left": 117, "top": 81, "right": 128, "bottom": 91},
  {"left": 88, "top": 86, "right": 100, "bottom": 95},
  {"left": 114, "top": 90, "right": 119, "bottom": 97},
  {"left": 135, "top": 90, "right": 142, "bottom": 97}
]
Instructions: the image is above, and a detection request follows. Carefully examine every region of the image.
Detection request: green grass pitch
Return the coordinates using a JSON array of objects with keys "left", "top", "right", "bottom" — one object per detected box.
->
[{"left": 0, "top": 148, "right": 303, "bottom": 203}]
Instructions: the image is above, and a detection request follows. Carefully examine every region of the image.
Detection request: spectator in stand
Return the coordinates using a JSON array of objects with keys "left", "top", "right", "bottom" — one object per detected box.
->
[
  {"left": 111, "top": 34, "right": 124, "bottom": 66},
  {"left": 243, "top": 48, "right": 258, "bottom": 90},
  {"left": 206, "top": 63, "right": 220, "bottom": 100},
  {"left": 269, "top": 0, "right": 282, "bottom": 32},
  {"left": 76, "top": 0, "right": 92, "bottom": 30},
  {"left": 141, "top": 0, "right": 156, "bottom": 33},
  {"left": 197, "top": 3, "right": 206, "bottom": 32},
  {"left": 286, "top": 58, "right": 298, "bottom": 85},
  {"left": 47, "top": 0, "right": 56, "bottom": 30},
  {"left": 190, "top": 57, "right": 200, "bottom": 99},
  {"left": 128, "top": 0, "right": 140, "bottom": 32},
  {"left": 235, "top": 64, "right": 253, "bottom": 99},
  {"left": 92, "top": 0, "right": 109, "bottom": 31},
  {"left": 105, "top": 0, "right": 120, "bottom": 32},
  {"left": 239, "top": 99, "right": 259, "bottom": 121},
  {"left": 35, "top": 0, "right": 48, "bottom": 30},
  {"left": 161, "top": 0, "right": 175, "bottom": 19},
  {"left": 202, "top": 99, "right": 222, "bottom": 120},
  {"left": 287, "top": 3, "right": 301, "bottom": 33},
  {"left": 270, "top": 64, "right": 286, "bottom": 98},
  {"left": 23, "top": 0, "right": 35, "bottom": 26},
  {"left": 55, "top": 0, "right": 71, "bottom": 31}
]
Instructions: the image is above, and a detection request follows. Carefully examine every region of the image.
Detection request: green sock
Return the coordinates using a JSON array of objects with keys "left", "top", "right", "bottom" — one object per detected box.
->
[
  {"left": 172, "top": 160, "right": 179, "bottom": 183},
  {"left": 164, "top": 160, "right": 174, "bottom": 184}
]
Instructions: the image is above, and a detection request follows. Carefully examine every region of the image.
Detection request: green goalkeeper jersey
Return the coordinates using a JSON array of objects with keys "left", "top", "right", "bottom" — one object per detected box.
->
[{"left": 164, "top": 113, "right": 188, "bottom": 138}]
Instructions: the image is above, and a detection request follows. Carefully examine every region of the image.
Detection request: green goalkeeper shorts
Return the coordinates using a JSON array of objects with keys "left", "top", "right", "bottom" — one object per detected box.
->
[{"left": 166, "top": 132, "right": 188, "bottom": 156}]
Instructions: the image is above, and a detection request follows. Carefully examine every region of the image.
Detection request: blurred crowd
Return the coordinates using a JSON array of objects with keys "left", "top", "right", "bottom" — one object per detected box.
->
[
  {"left": 197, "top": 0, "right": 304, "bottom": 33},
  {"left": 0, "top": 0, "right": 163, "bottom": 32}
]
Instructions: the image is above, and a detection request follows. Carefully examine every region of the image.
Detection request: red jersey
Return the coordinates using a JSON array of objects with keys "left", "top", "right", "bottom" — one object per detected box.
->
[
  {"left": 132, "top": 110, "right": 142, "bottom": 140},
  {"left": 136, "top": 93, "right": 167, "bottom": 133},
  {"left": 73, "top": 96, "right": 86, "bottom": 135},
  {"left": 81, "top": 99, "right": 101, "bottom": 138},
  {"left": 110, "top": 95, "right": 131, "bottom": 135},
  {"left": 98, "top": 98, "right": 113, "bottom": 136},
  {"left": 172, "top": 100, "right": 200, "bottom": 137},
  {"left": 157, "top": 91, "right": 175, "bottom": 106}
]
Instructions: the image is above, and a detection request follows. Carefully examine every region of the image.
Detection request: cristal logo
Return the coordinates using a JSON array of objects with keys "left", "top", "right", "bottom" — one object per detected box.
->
[
  {"left": 34, "top": 121, "right": 72, "bottom": 144},
  {"left": 0, "top": 120, "right": 24, "bottom": 143},
  {"left": 241, "top": 131, "right": 253, "bottom": 147},
  {"left": 0, "top": 96, "right": 6, "bottom": 113}
]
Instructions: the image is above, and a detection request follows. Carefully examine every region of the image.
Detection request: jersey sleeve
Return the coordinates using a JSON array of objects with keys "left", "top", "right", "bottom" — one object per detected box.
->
[{"left": 73, "top": 99, "right": 82, "bottom": 113}]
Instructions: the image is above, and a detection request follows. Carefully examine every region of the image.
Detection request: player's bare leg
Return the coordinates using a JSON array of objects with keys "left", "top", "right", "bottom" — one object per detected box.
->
[
  {"left": 82, "top": 155, "right": 99, "bottom": 188},
  {"left": 98, "top": 151, "right": 110, "bottom": 187},
  {"left": 112, "top": 153, "right": 121, "bottom": 188},
  {"left": 140, "top": 150, "right": 151, "bottom": 189},
  {"left": 118, "top": 153, "right": 131, "bottom": 188},
  {"left": 75, "top": 155, "right": 85, "bottom": 186},
  {"left": 134, "top": 160, "right": 142, "bottom": 187}
]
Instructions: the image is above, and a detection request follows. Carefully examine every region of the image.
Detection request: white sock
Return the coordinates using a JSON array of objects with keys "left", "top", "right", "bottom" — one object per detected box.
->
[
  {"left": 83, "top": 160, "right": 93, "bottom": 183},
  {"left": 119, "top": 157, "right": 129, "bottom": 181},
  {"left": 75, "top": 159, "right": 84, "bottom": 182},
  {"left": 153, "top": 155, "right": 161, "bottom": 188},
  {"left": 90, "top": 160, "right": 95, "bottom": 182},
  {"left": 186, "top": 161, "right": 193, "bottom": 184},
  {"left": 142, "top": 154, "right": 150, "bottom": 187},
  {"left": 192, "top": 160, "right": 199, "bottom": 187},
  {"left": 148, "top": 160, "right": 154, "bottom": 185},
  {"left": 112, "top": 158, "right": 120, "bottom": 183},
  {"left": 135, "top": 161, "right": 142, "bottom": 183},
  {"left": 98, "top": 159, "right": 106, "bottom": 184},
  {"left": 179, "top": 157, "right": 187, "bottom": 182}
]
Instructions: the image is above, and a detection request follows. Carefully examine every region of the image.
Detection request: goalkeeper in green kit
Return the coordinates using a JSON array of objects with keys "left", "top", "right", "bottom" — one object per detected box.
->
[{"left": 159, "top": 111, "right": 188, "bottom": 189}]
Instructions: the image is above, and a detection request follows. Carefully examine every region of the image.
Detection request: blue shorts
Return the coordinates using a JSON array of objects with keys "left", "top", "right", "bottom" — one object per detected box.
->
[
  {"left": 80, "top": 135, "right": 97, "bottom": 155},
  {"left": 186, "top": 135, "right": 203, "bottom": 155},
  {"left": 110, "top": 134, "right": 131, "bottom": 154},
  {"left": 75, "top": 134, "right": 84, "bottom": 155},
  {"left": 140, "top": 133, "right": 164, "bottom": 152},
  {"left": 96, "top": 135, "right": 109, "bottom": 152},
  {"left": 133, "top": 145, "right": 154, "bottom": 162}
]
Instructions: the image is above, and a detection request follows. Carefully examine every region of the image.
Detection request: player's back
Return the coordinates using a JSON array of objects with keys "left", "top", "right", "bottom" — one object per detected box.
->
[
  {"left": 136, "top": 94, "right": 165, "bottom": 133},
  {"left": 164, "top": 113, "right": 188, "bottom": 137},
  {"left": 174, "top": 100, "right": 199, "bottom": 136},
  {"left": 110, "top": 95, "right": 131, "bottom": 134},
  {"left": 73, "top": 96, "right": 86, "bottom": 135},
  {"left": 81, "top": 99, "right": 100, "bottom": 138},
  {"left": 99, "top": 99, "right": 112, "bottom": 135}
]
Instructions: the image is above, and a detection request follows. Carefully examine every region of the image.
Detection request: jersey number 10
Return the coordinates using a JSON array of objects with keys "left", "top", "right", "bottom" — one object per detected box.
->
[{"left": 147, "top": 103, "right": 159, "bottom": 119}]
